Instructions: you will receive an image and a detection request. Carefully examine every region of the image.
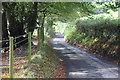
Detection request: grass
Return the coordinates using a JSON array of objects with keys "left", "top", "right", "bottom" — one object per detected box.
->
[
  {"left": 17, "top": 43, "right": 65, "bottom": 78},
  {"left": 64, "top": 11, "right": 120, "bottom": 64},
  {"left": 1, "top": 33, "right": 64, "bottom": 78}
]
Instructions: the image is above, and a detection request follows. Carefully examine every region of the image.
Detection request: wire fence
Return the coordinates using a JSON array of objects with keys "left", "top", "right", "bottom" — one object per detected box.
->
[
  {"left": 0, "top": 34, "right": 28, "bottom": 51},
  {"left": 0, "top": 33, "right": 38, "bottom": 78}
]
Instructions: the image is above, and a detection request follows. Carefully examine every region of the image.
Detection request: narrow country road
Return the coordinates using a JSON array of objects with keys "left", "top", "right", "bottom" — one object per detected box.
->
[{"left": 50, "top": 32, "right": 119, "bottom": 78}]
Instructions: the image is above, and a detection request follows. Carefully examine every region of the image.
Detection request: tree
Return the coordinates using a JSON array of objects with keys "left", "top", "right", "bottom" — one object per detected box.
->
[
  {"left": 2, "top": 2, "right": 95, "bottom": 48},
  {"left": 2, "top": 8, "right": 8, "bottom": 39},
  {"left": 36, "top": 2, "right": 95, "bottom": 45},
  {"left": 2, "top": 2, "right": 27, "bottom": 37}
]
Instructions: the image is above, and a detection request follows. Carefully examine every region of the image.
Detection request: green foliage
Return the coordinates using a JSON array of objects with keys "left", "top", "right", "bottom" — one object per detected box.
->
[
  {"left": 2, "top": 2, "right": 96, "bottom": 38},
  {"left": 2, "top": 2, "right": 38, "bottom": 36},
  {"left": 41, "top": 2, "right": 95, "bottom": 22},
  {"left": 65, "top": 12, "right": 119, "bottom": 42},
  {"left": 18, "top": 44, "right": 63, "bottom": 78},
  {"left": 44, "top": 18, "right": 55, "bottom": 37},
  {"left": 103, "top": 2, "right": 120, "bottom": 11},
  {"left": 64, "top": 11, "right": 120, "bottom": 62},
  {"left": 75, "top": 13, "right": 119, "bottom": 40}
]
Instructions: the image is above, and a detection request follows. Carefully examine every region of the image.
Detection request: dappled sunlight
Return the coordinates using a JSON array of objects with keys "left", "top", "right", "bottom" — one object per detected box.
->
[
  {"left": 67, "top": 56, "right": 118, "bottom": 78},
  {"left": 53, "top": 38, "right": 60, "bottom": 41},
  {"left": 69, "top": 72, "right": 88, "bottom": 77},
  {"left": 1, "top": 2, "right": 120, "bottom": 78},
  {"left": 96, "top": 68, "right": 118, "bottom": 73},
  {"left": 50, "top": 33, "right": 119, "bottom": 78},
  {"left": 52, "top": 38, "right": 65, "bottom": 42},
  {"left": 32, "top": 39, "right": 38, "bottom": 46},
  {"left": 53, "top": 47, "right": 66, "bottom": 50},
  {"left": 68, "top": 55, "right": 85, "bottom": 60}
]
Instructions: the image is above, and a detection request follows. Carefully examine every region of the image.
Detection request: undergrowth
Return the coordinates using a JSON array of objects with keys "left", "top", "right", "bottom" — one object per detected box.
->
[
  {"left": 17, "top": 44, "right": 65, "bottom": 78},
  {"left": 64, "top": 12, "right": 120, "bottom": 64}
]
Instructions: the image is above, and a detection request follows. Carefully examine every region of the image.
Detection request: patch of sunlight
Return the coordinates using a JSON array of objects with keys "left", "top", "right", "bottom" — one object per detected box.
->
[
  {"left": 96, "top": 67, "right": 118, "bottom": 78},
  {"left": 33, "top": 29, "right": 38, "bottom": 37},
  {"left": 64, "top": 54, "right": 76, "bottom": 58},
  {"left": 53, "top": 38, "right": 60, "bottom": 41},
  {"left": 97, "top": 68, "right": 118, "bottom": 73},
  {"left": 31, "top": 54, "right": 42, "bottom": 60},
  {"left": 69, "top": 72, "right": 88, "bottom": 75},
  {"left": 69, "top": 57, "right": 80, "bottom": 60},
  {"left": 53, "top": 47, "right": 66, "bottom": 50},
  {"left": 111, "top": 11, "right": 118, "bottom": 19},
  {"left": 96, "top": 68, "right": 118, "bottom": 78},
  {"left": 32, "top": 40, "right": 38, "bottom": 45},
  {"left": 52, "top": 42, "right": 58, "bottom": 44},
  {"left": 61, "top": 50, "right": 73, "bottom": 54},
  {"left": 53, "top": 38, "right": 64, "bottom": 42},
  {"left": 66, "top": 46, "right": 74, "bottom": 50}
]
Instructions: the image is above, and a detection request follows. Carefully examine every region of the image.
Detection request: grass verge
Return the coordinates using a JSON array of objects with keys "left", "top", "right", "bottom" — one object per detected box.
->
[{"left": 17, "top": 43, "right": 65, "bottom": 78}]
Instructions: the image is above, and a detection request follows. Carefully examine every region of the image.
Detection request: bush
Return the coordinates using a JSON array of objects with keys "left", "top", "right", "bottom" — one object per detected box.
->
[{"left": 64, "top": 12, "right": 120, "bottom": 64}]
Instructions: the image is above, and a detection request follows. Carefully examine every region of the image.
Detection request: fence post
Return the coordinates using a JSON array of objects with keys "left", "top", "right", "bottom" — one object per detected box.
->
[
  {"left": 37, "top": 28, "right": 40, "bottom": 51},
  {"left": 28, "top": 32, "right": 32, "bottom": 63},
  {"left": 9, "top": 37, "right": 14, "bottom": 78}
]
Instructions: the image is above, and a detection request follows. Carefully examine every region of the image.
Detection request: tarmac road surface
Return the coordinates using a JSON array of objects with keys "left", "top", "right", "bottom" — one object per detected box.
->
[{"left": 50, "top": 32, "right": 119, "bottom": 78}]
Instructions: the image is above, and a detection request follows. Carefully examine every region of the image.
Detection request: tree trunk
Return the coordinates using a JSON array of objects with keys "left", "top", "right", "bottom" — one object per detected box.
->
[
  {"left": 2, "top": 10, "right": 8, "bottom": 39},
  {"left": 3, "top": 2, "right": 25, "bottom": 37},
  {"left": 41, "top": 13, "right": 46, "bottom": 44},
  {"left": 2, "top": 9, "right": 9, "bottom": 48},
  {"left": 28, "top": 2, "right": 38, "bottom": 32}
]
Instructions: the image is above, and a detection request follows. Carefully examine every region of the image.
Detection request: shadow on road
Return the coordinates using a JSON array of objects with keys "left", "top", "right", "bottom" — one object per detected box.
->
[{"left": 50, "top": 33, "right": 119, "bottom": 78}]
